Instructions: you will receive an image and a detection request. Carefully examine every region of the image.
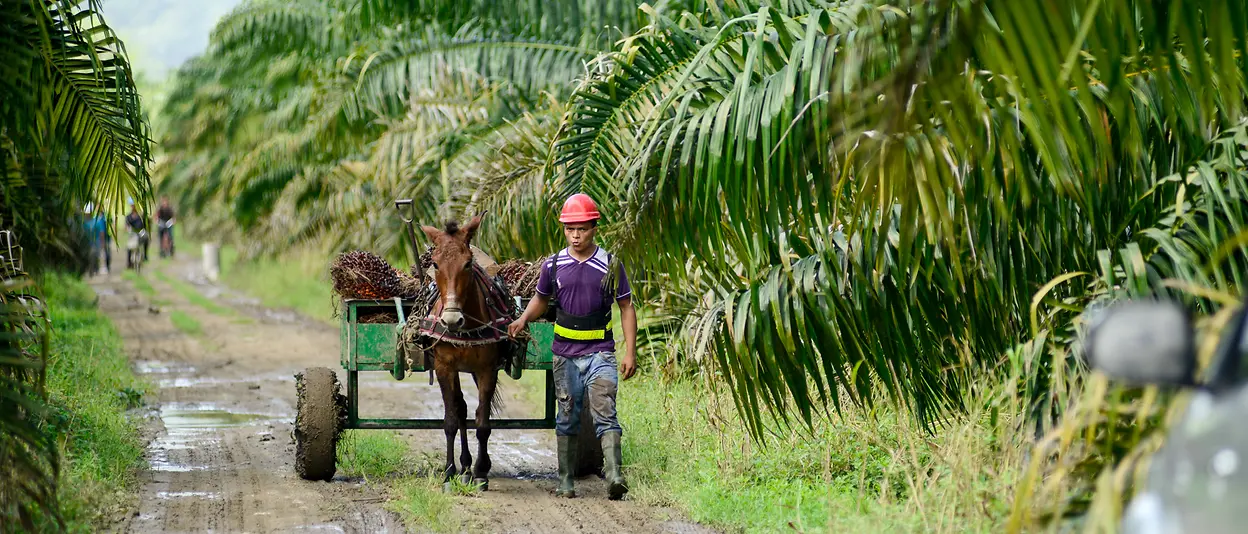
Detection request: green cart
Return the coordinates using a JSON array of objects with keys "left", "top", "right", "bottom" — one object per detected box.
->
[{"left": 294, "top": 297, "right": 603, "bottom": 481}]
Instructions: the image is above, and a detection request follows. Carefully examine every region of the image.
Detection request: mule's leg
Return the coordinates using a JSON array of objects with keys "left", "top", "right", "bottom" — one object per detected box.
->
[
  {"left": 455, "top": 373, "right": 473, "bottom": 484},
  {"left": 435, "top": 366, "right": 459, "bottom": 485},
  {"left": 471, "top": 370, "right": 498, "bottom": 489}
]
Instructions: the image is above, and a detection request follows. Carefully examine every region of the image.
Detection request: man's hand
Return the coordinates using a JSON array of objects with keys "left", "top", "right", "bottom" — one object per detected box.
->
[
  {"left": 618, "top": 295, "right": 638, "bottom": 381},
  {"left": 620, "top": 352, "right": 637, "bottom": 380},
  {"left": 510, "top": 296, "right": 547, "bottom": 339},
  {"left": 507, "top": 318, "right": 527, "bottom": 339}
]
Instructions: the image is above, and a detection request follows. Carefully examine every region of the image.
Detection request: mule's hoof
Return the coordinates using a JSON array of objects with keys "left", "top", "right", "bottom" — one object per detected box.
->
[
  {"left": 474, "top": 478, "right": 489, "bottom": 491},
  {"left": 555, "top": 489, "right": 576, "bottom": 499},
  {"left": 442, "top": 482, "right": 453, "bottom": 494},
  {"left": 459, "top": 472, "right": 474, "bottom": 486}
]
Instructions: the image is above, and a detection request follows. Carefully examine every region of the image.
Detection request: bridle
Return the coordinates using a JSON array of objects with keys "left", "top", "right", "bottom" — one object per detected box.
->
[{"left": 420, "top": 260, "right": 514, "bottom": 346}]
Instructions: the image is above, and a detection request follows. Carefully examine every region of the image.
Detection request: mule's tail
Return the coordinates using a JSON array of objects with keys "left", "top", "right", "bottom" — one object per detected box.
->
[{"left": 489, "top": 377, "right": 506, "bottom": 416}]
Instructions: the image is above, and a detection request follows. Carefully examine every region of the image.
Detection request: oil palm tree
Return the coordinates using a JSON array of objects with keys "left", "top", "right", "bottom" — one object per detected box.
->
[
  {"left": 157, "top": 0, "right": 649, "bottom": 261},
  {"left": 548, "top": 0, "right": 1248, "bottom": 435}
]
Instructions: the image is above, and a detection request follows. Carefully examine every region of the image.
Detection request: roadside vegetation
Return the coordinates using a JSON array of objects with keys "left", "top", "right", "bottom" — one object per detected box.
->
[
  {"left": 37, "top": 273, "right": 149, "bottom": 531},
  {"left": 623, "top": 373, "right": 1020, "bottom": 533},
  {"left": 218, "top": 245, "right": 336, "bottom": 321}
]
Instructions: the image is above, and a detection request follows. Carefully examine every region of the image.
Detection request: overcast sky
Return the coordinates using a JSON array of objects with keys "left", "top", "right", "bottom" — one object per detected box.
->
[{"left": 99, "top": 0, "right": 244, "bottom": 80}]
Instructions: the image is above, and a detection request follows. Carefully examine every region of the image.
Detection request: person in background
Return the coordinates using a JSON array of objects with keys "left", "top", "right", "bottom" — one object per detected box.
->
[
  {"left": 100, "top": 211, "right": 111, "bottom": 274},
  {"left": 86, "top": 203, "right": 111, "bottom": 275},
  {"left": 125, "top": 199, "right": 146, "bottom": 268},
  {"left": 157, "top": 196, "right": 175, "bottom": 258},
  {"left": 143, "top": 210, "right": 152, "bottom": 262},
  {"left": 83, "top": 203, "right": 101, "bottom": 274}
]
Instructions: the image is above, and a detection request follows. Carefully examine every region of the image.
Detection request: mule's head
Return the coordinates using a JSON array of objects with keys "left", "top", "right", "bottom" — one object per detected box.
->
[{"left": 421, "top": 214, "right": 484, "bottom": 332}]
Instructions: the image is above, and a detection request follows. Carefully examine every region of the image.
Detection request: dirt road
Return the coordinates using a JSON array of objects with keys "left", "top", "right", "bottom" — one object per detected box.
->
[{"left": 93, "top": 253, "right": 710, "bottom": 533}]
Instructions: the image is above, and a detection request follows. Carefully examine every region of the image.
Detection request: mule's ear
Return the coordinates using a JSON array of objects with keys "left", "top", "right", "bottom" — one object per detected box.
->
[
  {"left": 461, "top": 212, "right": 485, "bottom": 244},
  {"left": 420, "top": 225, "right": 442, "bottom": 244}
]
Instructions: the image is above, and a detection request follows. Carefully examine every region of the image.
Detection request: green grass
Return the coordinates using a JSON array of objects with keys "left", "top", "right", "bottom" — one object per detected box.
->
[
  {"left": 218, "top": 245, "right": 335, "bottom": 321},
  {"left": 386, "top": 474, "right": 461, "bottom": 533},
  {"left": 168, "top": 310, "right": 202, "bottom": 336},
  {"left": 336, "top": 430, "right": 471, "bottom": 531},
  {"left": 120, "top": 270, "right": 155, "bottom": 297},
  {"left": 37, "top": 272, "right": 149, "bottom": 532},
  {"left": 337, "top": 430, "right": 419, "bottom": 481},
  {"left": 620, "top": 375, "right": 1021, "bottom": 534},
  {"left": 152, "top": 270, "right": 236, "bottom": 317}
]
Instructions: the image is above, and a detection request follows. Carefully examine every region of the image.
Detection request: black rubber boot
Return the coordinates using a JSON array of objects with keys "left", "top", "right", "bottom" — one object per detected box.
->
[
  {"left": 556, "top": 434, "right": 577, "bottom": 498},
  {"left": 601, "top": 431, "right": 628, "bottom": 500}
]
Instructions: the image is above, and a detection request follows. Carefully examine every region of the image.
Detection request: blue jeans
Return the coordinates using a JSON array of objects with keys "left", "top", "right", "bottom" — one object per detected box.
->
[{"left": 553, "top": 351, "right": 621, "bottom": 438}]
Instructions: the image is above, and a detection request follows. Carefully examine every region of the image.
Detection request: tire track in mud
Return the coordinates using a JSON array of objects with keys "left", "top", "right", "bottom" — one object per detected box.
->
[{"left": 94, "top": 255, "right": 714, "bottom": 533}]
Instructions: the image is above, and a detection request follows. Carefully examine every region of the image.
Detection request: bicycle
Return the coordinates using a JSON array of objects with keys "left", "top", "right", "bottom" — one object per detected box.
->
[
  {"left": 127, "top": 229, "right": 148, "bottom": 273},
  {"left": 158, "top": 219, "right": 175, "bottom": 258}
]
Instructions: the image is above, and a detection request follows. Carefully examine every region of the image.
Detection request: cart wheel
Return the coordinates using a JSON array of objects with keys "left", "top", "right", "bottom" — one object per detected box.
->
[
  {"left": 295, "top": 367, "right": 345, "bottom": 481},
  {"left": 575, "top": 402, "right": 604, "bottom": 477}
]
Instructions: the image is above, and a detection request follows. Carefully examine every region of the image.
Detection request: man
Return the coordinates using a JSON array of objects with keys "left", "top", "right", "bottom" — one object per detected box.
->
[
  {"left": 157, "top": 196, "right": 175, "bottom": 257},
  {"left": 83, "top": 203, "right": 102, "bottom": 274},
  {"left": 508, "top": 193, "right": 638, "bottom": 500},
  {"left": 83, "top": 203, "right": 112, "bottom": 275},
  {"left": 97, "top": 209, "right": 112, "bottom": 274},
  {"left": 125, "top": 200, "right": 145, "bottom": 268}
]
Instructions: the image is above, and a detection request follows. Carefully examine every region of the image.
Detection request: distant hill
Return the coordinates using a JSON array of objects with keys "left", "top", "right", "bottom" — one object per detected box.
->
[{"left": 99, "top": 0, "right": 244, "bottom": 80}]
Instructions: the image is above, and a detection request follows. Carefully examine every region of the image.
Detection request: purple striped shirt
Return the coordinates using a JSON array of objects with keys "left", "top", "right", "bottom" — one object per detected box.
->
[{"left": 536, "top": 247, "right": 631, "bottom": 357}]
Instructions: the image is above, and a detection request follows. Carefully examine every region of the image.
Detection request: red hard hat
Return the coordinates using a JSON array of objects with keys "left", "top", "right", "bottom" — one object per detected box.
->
[{"left": 559, "top": 193, "right": 601, "bottom": 223}]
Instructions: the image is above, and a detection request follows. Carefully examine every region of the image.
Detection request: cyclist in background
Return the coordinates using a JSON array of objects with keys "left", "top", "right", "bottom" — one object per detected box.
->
[
  {"left": 157, "top": 196, "right": 176, "bottom": 258},
  {"left": 125, "top": 199, "right": 147, "bottom": 269}
]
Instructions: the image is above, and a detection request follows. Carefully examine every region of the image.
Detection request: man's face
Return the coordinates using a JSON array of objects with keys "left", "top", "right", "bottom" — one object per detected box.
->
[{"left": 563, "top": 222, "right": 596, "bottom": 252}]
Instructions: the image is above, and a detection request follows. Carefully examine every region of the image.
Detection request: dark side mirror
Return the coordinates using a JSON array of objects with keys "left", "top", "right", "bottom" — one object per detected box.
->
[{"left": 1083, "top": 300, "right": 1197, "bottom": 387}]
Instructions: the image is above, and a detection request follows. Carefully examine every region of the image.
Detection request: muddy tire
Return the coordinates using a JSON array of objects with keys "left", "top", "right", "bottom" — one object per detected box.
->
[
  {"left": 575, "top": 402, "right": 604, "bottom": 477},
  {"left": 295, "top": 367, "right": 345, "bottom": 481}
]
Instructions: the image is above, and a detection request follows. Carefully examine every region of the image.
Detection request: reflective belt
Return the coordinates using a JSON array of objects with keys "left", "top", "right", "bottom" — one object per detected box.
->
[
  {"left": 554, "top": 307, "right": 613, "bottom": 342},
  {"left": 553, "top": 322, "right": 613, "bottom": 341}
]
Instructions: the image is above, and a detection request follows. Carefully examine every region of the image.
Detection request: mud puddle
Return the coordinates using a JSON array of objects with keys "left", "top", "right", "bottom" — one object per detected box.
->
[{"left": 160, "top": 404, "right": 285, "bottom": 429}]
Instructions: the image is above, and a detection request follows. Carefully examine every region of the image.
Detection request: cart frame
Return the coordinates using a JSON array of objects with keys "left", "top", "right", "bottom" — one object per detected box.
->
[{"left": 338, "top": 298, "right": 558, "bottom": 430}]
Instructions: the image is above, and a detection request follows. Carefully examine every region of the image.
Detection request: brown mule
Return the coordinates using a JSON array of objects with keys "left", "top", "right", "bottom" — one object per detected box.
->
[{"left": 420, "top": 214, "right": 508, "bottom": 491}]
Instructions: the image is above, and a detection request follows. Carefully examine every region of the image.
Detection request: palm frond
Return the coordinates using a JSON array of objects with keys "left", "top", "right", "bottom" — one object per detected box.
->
[
  {"left": 211, "top": 0, "right": 347, "bottom": 57},
  {"left": 36, "top": 0, "right": 152, "bottom": 210},
  {"left": 356, "top": 23, "right": 603, "bottom": 117}
]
